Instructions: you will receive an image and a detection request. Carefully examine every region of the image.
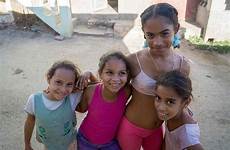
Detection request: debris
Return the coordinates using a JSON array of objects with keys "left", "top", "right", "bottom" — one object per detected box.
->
[
  {"left": 0, "top": 24, "right": 7, "bottom": 30},
  {"left": 205, "top": 75, "right": 212, "bottom": 78},
  {"left": 13, "top": 68, "right": 23, "bottom": 75},
  {"left": 54, "top": 35, "right": 64, "bottom": 41}
]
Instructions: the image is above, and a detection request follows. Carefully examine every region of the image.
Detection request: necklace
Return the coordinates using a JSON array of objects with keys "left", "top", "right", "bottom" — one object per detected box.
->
[{"left": 147, "top": 48, "right": 175, "bottom": 72}]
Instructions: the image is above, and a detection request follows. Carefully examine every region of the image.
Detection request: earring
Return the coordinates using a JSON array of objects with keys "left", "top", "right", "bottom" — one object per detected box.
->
[
  {"left": 143, "top": 40, "right": 149, "bottom": 48},
  {"left": 172, "top": 34, "right": 181, "bottom": 49}
]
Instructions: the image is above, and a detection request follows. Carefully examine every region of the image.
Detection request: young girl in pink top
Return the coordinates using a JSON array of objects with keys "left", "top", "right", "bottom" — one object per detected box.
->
[
  {"left": 76, "top": 51, "right": 131, "bottom": 150},
  {"left": 154, "top": 70, "right": 204, "bottom": 150}
]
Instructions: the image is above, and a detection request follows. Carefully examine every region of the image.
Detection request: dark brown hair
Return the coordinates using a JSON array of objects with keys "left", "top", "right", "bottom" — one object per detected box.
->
[
  {"left": 156, "top": 70, "right": 192, "bottom": 101},
  {"left": 140, "top": 3, "right": 179, "bottom": 28},
  {"left": 46, "top": 60, "right": 81, "bottom": 84},
  {"left": 98, "top": 51, "right": 131, "bottom": 82}
]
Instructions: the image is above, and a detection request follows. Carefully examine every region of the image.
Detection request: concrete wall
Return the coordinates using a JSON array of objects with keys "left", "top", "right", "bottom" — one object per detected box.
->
[
  {"left": 204, "top": 0, "right": 230, "bottom": 41},
  {"left": 118, "top": 0, "right": 187, "bottom": 19},
  {"left": 118, "top": 0, "right": 201, "bottom": 21}
]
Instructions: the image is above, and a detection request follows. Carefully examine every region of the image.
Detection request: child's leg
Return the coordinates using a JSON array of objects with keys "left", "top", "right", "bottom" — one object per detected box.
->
[
  {"left": 142, "top": 126, "right": 163, "bottom": 150},
  {"left": 77, "top": 131, "right": 97, "bottom": 150},
  {"left": 117, "top": 117, "right": 143, "bottom": 150}
]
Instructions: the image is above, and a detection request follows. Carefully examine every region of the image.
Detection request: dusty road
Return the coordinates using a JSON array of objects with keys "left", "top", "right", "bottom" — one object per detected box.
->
[{"left": 0, "top": 26, "right": 230, "bottom": 150}]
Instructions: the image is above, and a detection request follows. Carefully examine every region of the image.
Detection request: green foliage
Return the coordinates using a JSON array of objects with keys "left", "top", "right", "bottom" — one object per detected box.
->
[{"left": 188, "top": 36, "right": 230, "bottom": 54}]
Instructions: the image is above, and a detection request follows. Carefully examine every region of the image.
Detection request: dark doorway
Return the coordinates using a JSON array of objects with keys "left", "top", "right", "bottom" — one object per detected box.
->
[{"left": 226, "top": 0, "right": 230, "bottom": 10}]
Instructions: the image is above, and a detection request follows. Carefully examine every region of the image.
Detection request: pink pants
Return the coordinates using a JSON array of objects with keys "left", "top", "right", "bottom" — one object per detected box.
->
[{"left": 117, "top": 116, "right": 163, "bottom": 150}]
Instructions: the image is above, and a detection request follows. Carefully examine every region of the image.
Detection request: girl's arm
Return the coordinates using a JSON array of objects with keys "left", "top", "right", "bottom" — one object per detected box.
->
[
  {"left": 76, "top": 89, "right": 89, "bottom": 113},
  {"left": 184, "top": 144, "right": 204, "bottom": 150},
  {"left": 24, "top": 113, "right": 35, "bottom": 150},
  {"left": 76, "top": 85, "right": 95, "bottom": 113}
]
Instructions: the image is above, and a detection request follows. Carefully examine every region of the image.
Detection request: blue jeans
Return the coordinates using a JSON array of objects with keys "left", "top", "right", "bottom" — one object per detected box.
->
[{"left": 77, "top": 131, "right": 120, "bottom": 150}]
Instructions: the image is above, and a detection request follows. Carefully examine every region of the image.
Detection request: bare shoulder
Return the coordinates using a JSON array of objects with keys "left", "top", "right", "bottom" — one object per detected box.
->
[
  {"left": 124, "top": 83, "right": 132, "bottom": 99},
  {"left": 175, "top": 53, "right": 190, "bottom": 76},
  {"left": 182, "top": 57, "right": 190, "bottom": 76},
  {"left": 127, "top": 50, "right": 146, "bottom": 76},
  {"left": 182, "top": 110, "right": 197, "bottom": 124},
  {"left": 76, "top": 84, "right": 97, "bottom": 112},
  {"left": 83, "top": 84, "right": 97, "bottom": 102},
  {"left": 127, "top": 52, "right": 137, "bottom": 64}
]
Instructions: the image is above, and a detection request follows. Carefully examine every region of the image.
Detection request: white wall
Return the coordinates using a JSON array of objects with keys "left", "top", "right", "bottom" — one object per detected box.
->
[
  {"left": 204, "top": 0, "right": 230, "bottom": 40},
  {"left": 70, "top": 0, "right": 107, "bottom": 13}
]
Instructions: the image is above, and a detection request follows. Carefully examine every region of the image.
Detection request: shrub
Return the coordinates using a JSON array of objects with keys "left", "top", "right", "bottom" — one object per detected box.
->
[{"left": 188, "top": 36, "right": 230, "bottom": 54}]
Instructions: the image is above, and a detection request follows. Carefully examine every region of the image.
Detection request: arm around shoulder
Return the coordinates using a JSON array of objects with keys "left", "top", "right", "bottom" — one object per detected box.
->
[
  {"left": 76, "top": 85, "right": 95, "bottom": 113},
  {"left": 76, "top": 71, "right": 99, "bottom": 90}
]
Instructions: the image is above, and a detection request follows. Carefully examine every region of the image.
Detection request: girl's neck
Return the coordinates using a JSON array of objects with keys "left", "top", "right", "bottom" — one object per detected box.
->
[
  {"left": 166, "top": 110, "right": 187, "bottom": 131},
  {"left": 101, "top": 85, "right": 118, "bottom": 102},
  {"left": 149, "top": 47, "right": 172, "bottom": 58},
  {"left": 43, "top": 92, "right": 60, "bottom": 101}
]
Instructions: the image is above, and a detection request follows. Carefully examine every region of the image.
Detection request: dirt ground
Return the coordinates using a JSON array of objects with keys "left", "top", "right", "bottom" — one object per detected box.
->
[{"left": 0, "top": 26, "right": 230, "bottom": 150}]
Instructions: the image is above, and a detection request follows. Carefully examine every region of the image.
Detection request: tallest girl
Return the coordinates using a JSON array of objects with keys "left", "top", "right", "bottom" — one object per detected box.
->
[{"left": 117, "top": 3, "right": 190, "bottom": 150}]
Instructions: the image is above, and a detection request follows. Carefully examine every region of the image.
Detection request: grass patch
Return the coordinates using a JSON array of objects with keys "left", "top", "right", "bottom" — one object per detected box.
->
[{"left": 188, "top": 36, "right": 230, "bottom": 54}]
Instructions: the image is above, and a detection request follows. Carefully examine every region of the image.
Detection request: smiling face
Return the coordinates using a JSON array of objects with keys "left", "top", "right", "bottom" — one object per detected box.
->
[
  {"left": 154, "top": 85, "right": 187, "bottom": 121},
  {"left": 47, "top": 68, "right": 75, "bottom": 100},
  {"left": 143, "top": 16, "right": 176, "bottom": 54},
  {"left": 99, "top": 58, "right": 128, "bottom": 94}
]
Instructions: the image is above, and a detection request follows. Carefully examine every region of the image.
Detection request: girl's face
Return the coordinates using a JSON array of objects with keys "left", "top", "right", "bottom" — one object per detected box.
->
[
  {"left": 143, "top": 16, "right": 176, "bottom": 54},
  {"left": 99, "top": 58, "right": 128, "bottom": 94},
  {"left": 154, "top": 85, "right": 187, "bottom": 121},
  {"left": 47, "top": 68, "right": 75, "bottom": 100}
]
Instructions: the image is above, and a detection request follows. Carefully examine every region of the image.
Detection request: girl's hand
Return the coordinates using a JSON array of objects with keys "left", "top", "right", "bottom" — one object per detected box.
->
[
  {"left": 76, "top": 71, "right": 93, "bottom": 90},
  {"left": 75, "top": 71, "right": 99, "bottom": 91}
]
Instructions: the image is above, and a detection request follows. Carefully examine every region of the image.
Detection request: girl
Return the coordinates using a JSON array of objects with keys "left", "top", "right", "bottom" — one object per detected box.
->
[
  {"left": 24, "top": 60, "right": 82, "bottom": 150},
  {"left": 117, "top": 3, "right": 190, "bottom": 150},
  {"left": 154, "top": 70, "right": 204, "bottom": 150},
  {"left": 76, "top": 51, "right": 131, "bottom": 150}
]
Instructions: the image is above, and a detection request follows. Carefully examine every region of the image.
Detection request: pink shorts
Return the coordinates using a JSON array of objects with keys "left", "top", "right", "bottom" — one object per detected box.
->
[{"left": 117, "top": 116, "right": 163, "bottom": 150}]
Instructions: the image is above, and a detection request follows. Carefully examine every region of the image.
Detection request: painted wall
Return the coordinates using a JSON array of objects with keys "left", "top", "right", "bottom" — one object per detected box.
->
[
  {"left": 118, "top": 0, "right": 201, "bottom": 21},
  {"left": 153, "top": 0, "right": 187, "bottom": 20}
]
